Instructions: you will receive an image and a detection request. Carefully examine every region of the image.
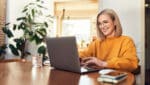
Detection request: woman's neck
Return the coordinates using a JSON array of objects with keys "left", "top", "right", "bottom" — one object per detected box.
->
[{"left": 106, "top": 30, "right": 115, "bottom": 38}]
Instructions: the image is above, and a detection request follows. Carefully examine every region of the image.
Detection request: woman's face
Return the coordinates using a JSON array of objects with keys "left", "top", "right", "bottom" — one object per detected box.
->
[{"left": 98, "top": 14, "right": 116, "bottom": 38}]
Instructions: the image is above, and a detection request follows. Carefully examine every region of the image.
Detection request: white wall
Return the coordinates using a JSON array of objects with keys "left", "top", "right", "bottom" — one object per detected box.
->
[
  {"left": 99, "top": 0, "right": 145, "bottom": 85},
  {"left": 6, "top": 0, "right": 53, "bottom": 59}
]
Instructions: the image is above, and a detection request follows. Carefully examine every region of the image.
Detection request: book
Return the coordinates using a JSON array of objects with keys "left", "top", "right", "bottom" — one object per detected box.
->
[
  {"left": 97, "top": 75, "right": 127, "bottom": 83},
  {"left": 98, "top": 70, "right": 128, "bottom": 83},
  {"left": 100, "top": 71, "right": 127, "bottom": 80}
]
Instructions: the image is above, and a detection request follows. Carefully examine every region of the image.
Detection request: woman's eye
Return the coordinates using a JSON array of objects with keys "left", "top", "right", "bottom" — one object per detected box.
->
[{"left": 103, "top": 20, "right": 108, "bottom": 24}]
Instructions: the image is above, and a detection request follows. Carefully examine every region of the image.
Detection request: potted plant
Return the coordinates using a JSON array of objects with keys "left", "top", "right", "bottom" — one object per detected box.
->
[{"left": 2, "top": 0, "right": 53, "bottom": 60}]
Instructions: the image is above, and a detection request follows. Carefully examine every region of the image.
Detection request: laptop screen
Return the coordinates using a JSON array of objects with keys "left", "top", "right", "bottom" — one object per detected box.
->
[
  {"left": 46, "top": 36, "right": 81, "bottom": 73},
  {"left": 46, "top": 36, "right": 100, "bottom": 73}
]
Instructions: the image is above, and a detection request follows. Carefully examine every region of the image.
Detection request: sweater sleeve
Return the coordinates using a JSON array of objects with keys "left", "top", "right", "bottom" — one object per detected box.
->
[
  {"left": 106, "top": 38, "right": 138, "bottom": 72},
  {"left": 79, "top": 40, "right": 97, "bottom": 58}
]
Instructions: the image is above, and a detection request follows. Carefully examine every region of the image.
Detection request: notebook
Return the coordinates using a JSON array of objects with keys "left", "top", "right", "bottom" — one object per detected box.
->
[{"left": 46, "top": 36, "right": 100, "bottom": 74}]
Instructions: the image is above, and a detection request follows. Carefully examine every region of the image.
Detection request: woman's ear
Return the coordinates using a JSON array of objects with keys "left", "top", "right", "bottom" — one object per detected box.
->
[{"left": 114, "top": 20, "right": 117, "bottom": 26}]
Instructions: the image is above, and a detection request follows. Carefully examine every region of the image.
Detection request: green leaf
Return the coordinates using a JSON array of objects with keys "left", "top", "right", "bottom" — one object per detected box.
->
[
  {"left": 18, "top": 23, "right": 22, "bottom": 30},
  {"left": 2, "top": 27, "right": 7, "bottom": 33},
  {"left": 37, "top": 5, "right": 44, "bottom": 9},
  {"left": 39, "top": 28, "right": 46, "bottom": 33},
  {"left": 35, "top": 36, "right": 42, "bottom": 44},
  {"left": 5, "top": 23, "right": 10, "bottom": 26},
  {"left": 17, "top": 17, "right": 26, "bottom": 21},
  {"left": 29, "top": 31, "right": 34, "bottom": 36},
  {"left": 13, "top": 24, "right": 17, "bottom": 30},
  {"left": 14, "top": 38, "right": 24, "bottom": 44},
  {"left": 20, "top": 22, "right": 26, "bottom": 30},
  {"left": 13, "top": 38, "right": 26, "bottom": 53},
  {"left": 28, "top": 34, "right": 35, "bottom": 41},
  {"left": 28, "top": 3, "right": 35, "bottom": 6},
  {"left": 37, "top": 31, "right": 44, "bottom": 38},
  {"left": 9, "top": 44, "right": 19, "bottom": 56},
  {"left": 22, "top": 8, "right": 28, "bottom": 13},
  {"left": 37, "top": 28, "right": 46, "bottom": 37},
  {"left": 44, "top": 22, "right": 48, "bottom": 27},
  {"left": 28, "top": 15, "right": 32, "bottom": 23},
  {"left": 33, "top": 34, "right": 43, "bottom": 44},
  {"left": 18, "top": 22, "right": 26, "bottom": 30},
  {"left": 24, "top": 4, "right": 30, "bottom": 9},
  {"left": 16, "top": 41, "right": 24, "bottom": 51},
  {"left": 38, "top": 45, "right": 46, "bottom": 55},
  {"left": 2, "top": 27, "right": 14, "bottom": 38},
  {"left": 7, "top": 30, "right": 14, "bottom": 38},
  {"left": 36, "top": 0, "right": 40, "bottom": 2},
  {"left": 31, "top": 9, "right": 35, "bottom": 17}
]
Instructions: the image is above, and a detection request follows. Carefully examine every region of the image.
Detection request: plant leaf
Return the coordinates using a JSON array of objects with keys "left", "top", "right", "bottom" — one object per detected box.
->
[
  {"left": 28, "top": 14, "right": 32, "bottom": 23},
  {"left": 36, "top": 0, "right": 40, "bottom": 2},
  {"left": 38, "top": 45, "right": 46, "bottom": 55},
  {"left": 31, "top": 9, "right": 35, "bottom": 17},
  {"left": 17, "top": 17, "right": 26, "bottom": 21},
  {"left": 2, "top": 27, "right": 14, "bottom": 38},
  {"left": 44, "top": 22, "right": 48, "bottom": 27},
  {"left": 13, "top": 24, "right": 17, "bottom": 30},
  {"left": 5, "top": 23, "right": 10, "bottom": 26},
  {"left": 9, "top": 44, "right": 19, "bottom": 56},
  {"left": 37, "top": 28, "right": 46, "bottom": 37},
  {"left": 37, "top": 4, "right": 45, "bottom": 9},
  {"left": 20, "top": 22, "right": 26, "bottom": 30},
  {"left": 14, "top": 38, "right": 25, "bottom": 51},
  {"left": 22, "top": 8, "right": 28, "bottom": 13},
  {"left": 35, "top": 35, "right": 43, "bottom": 44}
]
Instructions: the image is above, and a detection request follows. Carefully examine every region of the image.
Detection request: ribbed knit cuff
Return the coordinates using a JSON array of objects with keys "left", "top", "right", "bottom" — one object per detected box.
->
[{"left": 106, "top": 57, "right": 118, "bottom": 68}]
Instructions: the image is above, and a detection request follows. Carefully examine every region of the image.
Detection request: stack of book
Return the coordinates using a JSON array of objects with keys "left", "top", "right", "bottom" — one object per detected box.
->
[{"left": 97, "top": 70, "right": 128, "bottom": 84}]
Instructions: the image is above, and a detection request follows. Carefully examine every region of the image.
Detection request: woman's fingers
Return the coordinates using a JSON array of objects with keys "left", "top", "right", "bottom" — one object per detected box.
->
[
  {"left": 84, "top": 58, "right": 94, "bottom": 64},
  {"left": 82, "top": 57, "right": 93, "bottom": 63},
  {"left": 80, "top": 57, "right": 107, "bottom": 69},
  {"left": 82, "top": 57, "right": 97, "bottom": 67},
  {"left": 80, "top": 57, "right": 93, "bottom": 66}
]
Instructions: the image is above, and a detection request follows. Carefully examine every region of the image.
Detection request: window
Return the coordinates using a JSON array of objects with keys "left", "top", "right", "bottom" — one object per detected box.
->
[{"left": 62, "top": 19, "right": 91, "bottom": 48}]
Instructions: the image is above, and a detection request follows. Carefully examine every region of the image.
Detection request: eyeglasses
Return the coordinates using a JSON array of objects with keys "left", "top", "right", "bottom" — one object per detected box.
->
[
  {"left": 98, "top": 22, "right": 107, "bottom": 28},
  {"left": 98, "top": 20, "right": 110, "bottom": 28}
]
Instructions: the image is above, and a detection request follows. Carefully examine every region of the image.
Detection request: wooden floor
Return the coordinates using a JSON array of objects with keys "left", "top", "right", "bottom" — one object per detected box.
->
[{"left": 145, "top": 69, "right": 150, "bottom": 85}]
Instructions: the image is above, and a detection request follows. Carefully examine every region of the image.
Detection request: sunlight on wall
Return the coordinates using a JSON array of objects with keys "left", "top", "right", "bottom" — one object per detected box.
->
[{"left": 62, "top": 19, "right": 91, "bottom": 48}]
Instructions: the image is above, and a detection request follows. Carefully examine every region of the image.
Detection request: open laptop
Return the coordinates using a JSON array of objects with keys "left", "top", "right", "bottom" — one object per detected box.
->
[{"left": 46, "top": 36, "right": 100, "bottom": 74}]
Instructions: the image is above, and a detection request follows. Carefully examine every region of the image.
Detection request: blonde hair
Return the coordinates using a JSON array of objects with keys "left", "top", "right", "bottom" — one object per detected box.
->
[{"left": 96, "top": 9, "right": 122, "bottom": 40}]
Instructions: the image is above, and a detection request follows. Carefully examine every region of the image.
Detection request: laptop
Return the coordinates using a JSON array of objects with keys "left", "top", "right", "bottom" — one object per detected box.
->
[{"left": 46, "top": 36, "right": 100, "bottom": 74}]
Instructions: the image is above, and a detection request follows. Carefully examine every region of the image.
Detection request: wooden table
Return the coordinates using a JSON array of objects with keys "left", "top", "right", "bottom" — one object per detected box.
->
[{"left": 0, "top": 61, "right": 135, "bottom": 85}]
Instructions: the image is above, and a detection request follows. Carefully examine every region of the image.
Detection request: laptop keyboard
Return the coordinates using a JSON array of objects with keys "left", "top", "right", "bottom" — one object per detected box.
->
[
  {"left": 83, "top": 66, "right": 95, "bottom": 70},
  {"left": 81, "top": 66, "right": 96, "bottom": 72}
]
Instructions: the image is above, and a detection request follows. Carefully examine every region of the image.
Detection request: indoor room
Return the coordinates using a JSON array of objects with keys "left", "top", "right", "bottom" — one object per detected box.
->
[{"left": 0, "top": 0, "right": 148, "bottom": 85}]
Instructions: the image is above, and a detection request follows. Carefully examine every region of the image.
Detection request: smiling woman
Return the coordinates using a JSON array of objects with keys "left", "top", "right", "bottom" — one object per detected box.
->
[{"left": 79, "top": 9, "right": 138, "bottom": 72}]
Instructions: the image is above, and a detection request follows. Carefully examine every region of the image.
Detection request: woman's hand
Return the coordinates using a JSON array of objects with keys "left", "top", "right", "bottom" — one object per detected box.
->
[{"left": 81, "top": 57, "right": 107, "bottom": 69}]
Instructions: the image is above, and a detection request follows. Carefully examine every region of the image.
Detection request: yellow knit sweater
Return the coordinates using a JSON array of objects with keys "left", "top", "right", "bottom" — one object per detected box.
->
[{"left": 79, "top": 36, "right": 138, "bottom": 72}]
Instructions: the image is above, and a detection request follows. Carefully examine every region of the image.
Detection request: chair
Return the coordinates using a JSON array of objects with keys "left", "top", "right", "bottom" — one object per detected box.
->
[
  {"left": 132, "top": 65, "right": 141, "bottom": 85},
  {"left": 132, "top": 65, "right": 141, "bottom": 75}
]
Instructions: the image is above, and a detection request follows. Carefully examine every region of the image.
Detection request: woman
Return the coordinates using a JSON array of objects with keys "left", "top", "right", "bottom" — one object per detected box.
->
[{"left": 79, "top": 9, "right": 138, "bottom": 72}]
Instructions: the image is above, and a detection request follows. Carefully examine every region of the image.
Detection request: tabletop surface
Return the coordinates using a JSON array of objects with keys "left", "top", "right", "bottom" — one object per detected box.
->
[{"left": 0, "top": 61, "right": 135, "bottom": 85}]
